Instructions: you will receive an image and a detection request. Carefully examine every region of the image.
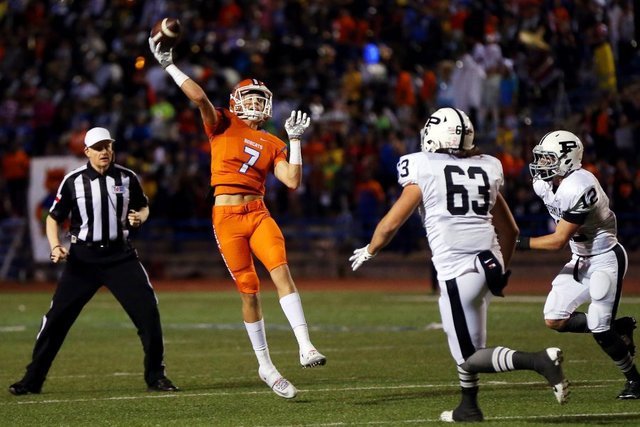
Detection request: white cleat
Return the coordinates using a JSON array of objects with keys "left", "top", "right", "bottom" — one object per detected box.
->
[
  {"left": 300, "top": 349, "right": 327, "bottom": 368},
  {"left": 542, "top": 347, "right": 570, "bottom": 404},
  {"left": 439, "top": 411, "right": 454, "bottom": 423},
  {"left": 258, "top": 367, "right": 297, "bottom": 399}
]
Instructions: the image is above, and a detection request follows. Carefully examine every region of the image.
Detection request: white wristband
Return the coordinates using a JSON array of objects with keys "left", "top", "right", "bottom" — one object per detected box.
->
[
  {"left": 165, "top": 64, "right": 189, "bottom": 87},
  {"left": 289, "top": 139, "right": 302, "bottom": 165}
]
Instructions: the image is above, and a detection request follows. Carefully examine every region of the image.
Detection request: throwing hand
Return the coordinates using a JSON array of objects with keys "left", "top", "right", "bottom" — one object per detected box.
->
[{"left": 148, "top": 37, "right": 174, "bottom": 69}]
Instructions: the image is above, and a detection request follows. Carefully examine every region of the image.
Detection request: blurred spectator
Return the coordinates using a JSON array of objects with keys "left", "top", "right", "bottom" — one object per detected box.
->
[
  {"left": 1, "top": 141, "right": 30, "bottom": 217},
  {"left": 451, "top": 48, "right": 485, "bottom": 125},
  {"left": 0, "top": 0, "right": 637, "bottom": 253},
  {"left": 354, "top": 167, "right": 385, "bottom": 242},
  {"left": 591, "top": 24, "right": 618, "bottom": 94}
]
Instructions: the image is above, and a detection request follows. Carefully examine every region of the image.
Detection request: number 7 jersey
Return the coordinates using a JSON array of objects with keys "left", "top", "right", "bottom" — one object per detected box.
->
[
  {"left": 397, "top": 152, "right": 505, "bottom": 280},
  {"left": 205, "top": 108, "right": 288, "bottom": 197}
]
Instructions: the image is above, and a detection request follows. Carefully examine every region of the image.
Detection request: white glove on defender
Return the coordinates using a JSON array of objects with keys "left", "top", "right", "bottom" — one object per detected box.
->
[
  {"left": 148, "top": 37, "right": 174, "bottom": 69},
  {"left": 349, "top": 245, "right": 376, "bottom": 271},
  {"left": 285, "top": 110, "right": 310, "bottom": 140}
]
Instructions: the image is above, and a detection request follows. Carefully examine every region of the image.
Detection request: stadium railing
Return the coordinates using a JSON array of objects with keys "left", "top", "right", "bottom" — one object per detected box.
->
[{"left": 1, "top": 212, "right": 638, "bottom": 282}]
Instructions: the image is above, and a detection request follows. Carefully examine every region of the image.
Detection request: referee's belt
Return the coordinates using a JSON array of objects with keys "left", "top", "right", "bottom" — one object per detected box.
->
[{"left": 71, "top": 235, "right": 126, "bottom": 248}]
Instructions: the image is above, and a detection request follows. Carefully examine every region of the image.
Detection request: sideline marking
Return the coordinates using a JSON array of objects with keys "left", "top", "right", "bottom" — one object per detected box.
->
[
  {"left": 0, "top": 325, "right": 25, "bottom": 332},
  {"left": 265, "top": 411, "right": 640, "bottom": 426},
  {"left": 0, "top": 378, "right": 628, "bottom": 406}
]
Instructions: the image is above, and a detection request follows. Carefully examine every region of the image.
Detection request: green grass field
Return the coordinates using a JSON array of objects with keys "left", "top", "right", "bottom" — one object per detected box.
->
[{"left": 1, "top": 289, "right": 640, "bottom": 426}]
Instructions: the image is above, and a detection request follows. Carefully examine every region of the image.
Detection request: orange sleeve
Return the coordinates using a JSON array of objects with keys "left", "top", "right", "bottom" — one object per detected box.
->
[{"left": 203, "top": 108, "right": 230, "bottom": 139}]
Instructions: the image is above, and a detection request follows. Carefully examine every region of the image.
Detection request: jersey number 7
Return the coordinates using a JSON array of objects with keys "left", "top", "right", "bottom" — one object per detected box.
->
[{"left": 239, "top": 146, "right": 260, "bottom": 173}]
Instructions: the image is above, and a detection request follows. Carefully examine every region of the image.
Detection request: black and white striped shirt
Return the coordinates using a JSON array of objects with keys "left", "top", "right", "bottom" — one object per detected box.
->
[{"left": 49, "top": 162, "right": 148, "bottom": 244}]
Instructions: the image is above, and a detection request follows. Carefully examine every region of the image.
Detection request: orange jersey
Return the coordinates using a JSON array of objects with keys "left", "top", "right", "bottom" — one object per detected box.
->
[{"left": 205, "top": 108, "right": 288, "bottom": 196}]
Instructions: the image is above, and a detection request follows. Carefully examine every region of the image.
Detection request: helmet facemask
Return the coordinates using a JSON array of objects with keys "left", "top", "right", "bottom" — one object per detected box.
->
[
  {"left": 229, "top": 80, "right": 273, "bottom": 123},
  {"left": 529, "top": 147, "right": 562, "bottom": 180}
]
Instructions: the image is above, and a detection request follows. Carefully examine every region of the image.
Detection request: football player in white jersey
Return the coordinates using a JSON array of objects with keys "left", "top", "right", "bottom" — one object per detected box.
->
[
  {"left": 349, "top": 107, "right": 569, "bottom": 422},
  {"left": 517, "top": 130, "right": 639, "bottom": 399}
]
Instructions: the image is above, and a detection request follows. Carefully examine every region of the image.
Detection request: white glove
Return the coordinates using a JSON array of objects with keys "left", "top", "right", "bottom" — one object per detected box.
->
[
  {"left": 148, "top": 37, "right": 174, "bottom": 69},
  {"left": 349, "top": 245, "right": 376, "bottom": 271},
  {"left": 284, "top": 110, "right": 310, "bottom": 140}
]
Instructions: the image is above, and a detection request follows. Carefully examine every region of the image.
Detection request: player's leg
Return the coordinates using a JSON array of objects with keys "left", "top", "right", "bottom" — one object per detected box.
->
[
  {"left": 543, "top": 259, "right": 591, "bottom": 332},
  {"left": 584, "top": 245, "right": 640, "bottom": 399},
  {"left": 608, "top": 245, "right": 636, "bottom": 357},
  {"left": 251, "top": 213, "right": 326, "bottom": 369},
  {"left": 438, "top": 266, "right": 487, "bottom": 422},
  {"left": 439, "top": 259, "right": 568, "bottom": 422},
  {"left": 614, "top": 316, "right": 637, "bottom": 357},
  {"left": 10, "top": 261, "right": 99, "bottom": 395},
  {"left": 213, "top": 206, "right": 296, "bottom": 398},
  {"left": 104, "top": 258, "right": 178, "bottom": 391}
]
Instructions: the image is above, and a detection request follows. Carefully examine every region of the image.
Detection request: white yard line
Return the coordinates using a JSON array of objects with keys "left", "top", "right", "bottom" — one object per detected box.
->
[{"left": 0, "top": 378, "right": 628, "bottom": 406}]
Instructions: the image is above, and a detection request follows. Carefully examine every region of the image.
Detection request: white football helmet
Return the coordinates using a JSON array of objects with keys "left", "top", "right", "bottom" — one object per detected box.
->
[
  {"left": 229, "top": 78, "right": 273, "bottom": 122},
  {"left": 420, "top": 107, "right": 475, "bottom": 153},
  {"left": 529, "top": 130, "right": 583, "bottom": 180}
]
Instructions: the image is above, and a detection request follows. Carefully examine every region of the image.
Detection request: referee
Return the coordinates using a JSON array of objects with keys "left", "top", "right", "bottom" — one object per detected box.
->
[{"left": 9, "top": 127, "right": 179, "bottom": 395}]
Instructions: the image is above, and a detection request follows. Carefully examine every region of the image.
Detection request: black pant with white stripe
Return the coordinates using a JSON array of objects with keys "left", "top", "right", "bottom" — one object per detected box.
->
[{"left": 21, "top": 249, "right": 166, "bottom": 389}]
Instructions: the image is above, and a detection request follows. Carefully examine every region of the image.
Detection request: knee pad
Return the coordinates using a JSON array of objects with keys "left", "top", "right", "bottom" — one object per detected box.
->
[
  {"left": 235, "top": 270, "right": 260, "bottom": 294},
  {"left": 589, "top": 271, "right": 615, "bottom": 301},
  {"left": 587, "top": 304, "right": 612, "bottom": 333},
  {"left": 587, "top": 271, "right": 615, "bottom": 333}
]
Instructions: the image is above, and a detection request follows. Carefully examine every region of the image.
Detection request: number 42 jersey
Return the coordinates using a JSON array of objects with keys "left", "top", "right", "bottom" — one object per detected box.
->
[
  {"left": 397, "top": 152, "right": 505, "bottom": 281},
  {"left": 533, "top": 168, "right": 618, "bottom": 257}
]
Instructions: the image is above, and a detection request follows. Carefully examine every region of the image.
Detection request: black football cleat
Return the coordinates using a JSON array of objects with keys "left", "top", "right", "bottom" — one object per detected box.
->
[
  {"left": 147, "top": 377, "right": 180, "bottom": 392},
  {"left": 8, "top": 381, "right": 41, "bottom": 396},
  {"left": 617, "top": 380, "right": 640, "bottom": 399},
  {"left": 440, "top": 405, "right": 484, "bottom": 422}
]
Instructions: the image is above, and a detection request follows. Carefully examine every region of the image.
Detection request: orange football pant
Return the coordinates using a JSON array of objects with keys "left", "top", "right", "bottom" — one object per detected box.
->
[{"left": 212, "top": 199, "right": 287, "bottom": 294}]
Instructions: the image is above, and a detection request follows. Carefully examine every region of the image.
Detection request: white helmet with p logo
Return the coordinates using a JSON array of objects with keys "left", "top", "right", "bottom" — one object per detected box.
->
[
  {"left": 529, "top": 130, "right": 584, "bottom": 180},
  {"left": 420, "top": 107, "right": 475, "bottom": 153}
]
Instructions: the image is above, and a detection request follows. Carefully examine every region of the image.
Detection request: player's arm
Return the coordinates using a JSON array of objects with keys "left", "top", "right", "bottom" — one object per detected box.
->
[
  {"left": 527, "top": 219, "right": 580, "bottom": 251},
  {"left": 518, "top": 183, "right": 591, "bottom": 251},
  {"left": 369, "top": 184, "right": 422, "bottom": 253},
  {"left": 274, "top": 111, "right": 311, "bottom": 189},
  {"left": 148, "top": 38, "right": 218, "bottom": 129},
  {"left": 490, "top": 192, "right": 518, "bottom": 267},
  {"left": 274, "top": 158, "right": 301, "bottom": 190},
  {"left": 180, "top": 80, "right": 218, "bottom": 129},
  {"left": 350, "top": 184, "right": 422, "bottom": 271}
]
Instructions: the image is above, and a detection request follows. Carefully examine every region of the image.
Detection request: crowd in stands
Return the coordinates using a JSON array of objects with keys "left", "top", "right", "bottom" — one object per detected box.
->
[{"left": 1, "top": 0, "right": 639, "bottom": 250}]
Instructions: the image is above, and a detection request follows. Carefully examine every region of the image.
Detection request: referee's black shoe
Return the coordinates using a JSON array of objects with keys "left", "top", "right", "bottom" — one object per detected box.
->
[
  {"left": 8, "top": 381, "right": 41, "bottom": 396},
  {"left": 147, "top": 377, "right": 180, "bottom": 392}
]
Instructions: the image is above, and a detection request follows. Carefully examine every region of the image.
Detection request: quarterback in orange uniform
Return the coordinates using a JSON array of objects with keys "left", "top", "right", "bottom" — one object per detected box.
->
[{"left": 150, "top": 37, "right": 326, "bottom": 398}]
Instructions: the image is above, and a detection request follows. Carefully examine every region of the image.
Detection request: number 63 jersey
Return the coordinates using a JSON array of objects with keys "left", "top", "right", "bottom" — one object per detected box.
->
[
  {"left": 532, "top": 168, "right": 618, "bottom": 256},
  {"left": 397, "top": 152, "right": 505, "bottom": 281}
]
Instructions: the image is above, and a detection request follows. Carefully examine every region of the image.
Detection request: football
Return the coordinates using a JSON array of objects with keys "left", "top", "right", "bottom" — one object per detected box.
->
[{"left": 150, "top": 17, "right": 182, "bottom": 48}]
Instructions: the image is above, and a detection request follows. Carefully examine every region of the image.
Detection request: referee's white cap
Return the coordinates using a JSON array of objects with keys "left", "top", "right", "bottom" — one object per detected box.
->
[{"left": 84, "top": 127, "right": 115, "bottom": 147}]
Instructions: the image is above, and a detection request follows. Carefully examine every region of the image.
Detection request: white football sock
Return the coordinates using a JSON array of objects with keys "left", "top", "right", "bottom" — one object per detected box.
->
[
  {"left": 244, "top": 319, "right": 274, "bottom": 369},
  {"left": 279, "top": 292, "right": 314, "bottom": 354}
]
